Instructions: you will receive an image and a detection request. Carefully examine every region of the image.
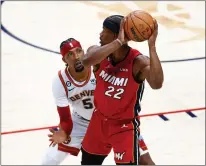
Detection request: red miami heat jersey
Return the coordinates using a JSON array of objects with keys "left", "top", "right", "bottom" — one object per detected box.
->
[{"left": 94, "top": 48, "right": 145, "bottom": 120}]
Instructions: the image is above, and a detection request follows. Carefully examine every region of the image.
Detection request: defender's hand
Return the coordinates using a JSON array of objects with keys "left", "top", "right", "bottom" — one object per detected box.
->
[{"left": 48, "top": 128, "right": 69, "bottom": 147}]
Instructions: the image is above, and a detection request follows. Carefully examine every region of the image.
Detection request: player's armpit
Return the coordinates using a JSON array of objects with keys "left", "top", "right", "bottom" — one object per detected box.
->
[
  {"left": 133, "top": 55, "right": 163, "bottom": 89},
  {"left": 133, "top": 55, "right": 150, "bottom": 83}
]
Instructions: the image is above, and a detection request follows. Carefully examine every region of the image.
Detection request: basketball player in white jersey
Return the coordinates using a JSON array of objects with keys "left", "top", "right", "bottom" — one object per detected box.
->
[{"left": 41, "top": 38, "right": 154, "bottom": 165}]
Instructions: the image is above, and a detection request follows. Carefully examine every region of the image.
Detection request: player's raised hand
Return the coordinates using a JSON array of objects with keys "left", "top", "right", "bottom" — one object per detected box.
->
[
  {"left": 117, "top": 18, "right": 129, "bottom": 45},
  {"left": 148, "top": 18, "right": 158, "bottom": 47}
]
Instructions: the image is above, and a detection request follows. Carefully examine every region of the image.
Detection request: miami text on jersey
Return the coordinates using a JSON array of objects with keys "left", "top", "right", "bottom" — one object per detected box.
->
[{"left": 99, "top": 70, "right": 128, "bottom": 86}]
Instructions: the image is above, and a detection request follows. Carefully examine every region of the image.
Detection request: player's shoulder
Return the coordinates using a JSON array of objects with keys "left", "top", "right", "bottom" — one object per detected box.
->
[
  {"left": 133, "top": 54, "right": 150, "bottom": 68},
  {"left": 52, "top": 68, "right": 66, "bottom": 87},
  {"left": 52, "top": 68, "right": 64, "bottom": 79},
  {"left": 128, "top": 47, "right": 148, "bottom": 63},
  {"left": 134, "top": 54, "right": 149, "bottom": 60},
  {"left": 51, "top": 68, "right": 69, "bottom": 99}
]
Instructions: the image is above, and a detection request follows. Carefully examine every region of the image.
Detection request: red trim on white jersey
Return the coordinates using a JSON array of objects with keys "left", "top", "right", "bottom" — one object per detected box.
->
[
  {"left": 65, "top": 67, "right": 91, "bottom": 87},
  {"left": 58, "top": 143, "right": 80, "bottom": 156},
  {"left": 58, "top": 70, "right": 68, "bottom": 98}
]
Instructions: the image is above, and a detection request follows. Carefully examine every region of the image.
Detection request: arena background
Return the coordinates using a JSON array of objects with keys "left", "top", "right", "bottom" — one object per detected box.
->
[{"left": 1, "top": 1, "right": 205, "bottom": 165}]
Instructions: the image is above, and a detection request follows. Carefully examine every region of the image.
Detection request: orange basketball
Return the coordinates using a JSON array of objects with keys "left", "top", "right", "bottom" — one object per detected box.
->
[{"left": 124, "top": 10, "right": 155, "bottom": 42}]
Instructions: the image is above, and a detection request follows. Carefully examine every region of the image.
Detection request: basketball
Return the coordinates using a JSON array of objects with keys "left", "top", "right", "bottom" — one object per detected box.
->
[{"left": 124, "top": 10, "right": 155, "bottom": 42}]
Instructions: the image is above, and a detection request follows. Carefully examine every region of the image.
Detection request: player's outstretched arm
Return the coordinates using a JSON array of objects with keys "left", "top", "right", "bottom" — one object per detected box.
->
[
  {"left": 82, "top": 41, "right": 121, "bottom": 67},
  {"left": 133, "top": 19, "right": 164, "bottom": 89},
  {"left": 48, "top": 74, "right": 73, "bottom": 146},
  {"left": 82, "top": 19, "right": 128, "bottom": 67}
]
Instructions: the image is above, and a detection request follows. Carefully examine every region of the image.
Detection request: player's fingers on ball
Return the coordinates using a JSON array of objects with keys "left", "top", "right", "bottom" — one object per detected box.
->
[
  {"left": 124, "top": 17, "right": 126, "bottom": 24},
  {"left": 48, "top": 134, "right": 53, "bottom": 137},
  {"left": 153, "top": 18, "right": 158, "bottom": 29},
  {"left": 152, "top": 18, "right": 156, "bottom": 24},
  {"left": 120, "top": 19, "right": 124, "bottom": 31},
  {"left": 123, "top": 18, "right": 127, "bottom": 31}
]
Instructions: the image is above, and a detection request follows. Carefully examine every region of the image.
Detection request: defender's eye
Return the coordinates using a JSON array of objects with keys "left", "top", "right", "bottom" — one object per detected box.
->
[{"left": 68, "top": 52, "right": 73, "bottom": 56}]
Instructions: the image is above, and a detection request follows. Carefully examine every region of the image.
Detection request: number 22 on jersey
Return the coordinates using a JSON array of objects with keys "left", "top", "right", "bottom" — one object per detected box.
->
[{"left": 105, "top": 86, "right": 124, "bottom": 99}]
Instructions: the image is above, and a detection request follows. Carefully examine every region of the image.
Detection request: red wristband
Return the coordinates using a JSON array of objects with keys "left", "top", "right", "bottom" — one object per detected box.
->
[{"left": 57, "top": 106, "right": 73, "bottom": 134}]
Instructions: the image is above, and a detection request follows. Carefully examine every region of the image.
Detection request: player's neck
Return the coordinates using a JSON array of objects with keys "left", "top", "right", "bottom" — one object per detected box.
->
[
  {"left": 111, "top": 46, "right": 130, "bottom": 65},
  {"left": 68, "top": 67, "right": 89, "bottom": 82}
]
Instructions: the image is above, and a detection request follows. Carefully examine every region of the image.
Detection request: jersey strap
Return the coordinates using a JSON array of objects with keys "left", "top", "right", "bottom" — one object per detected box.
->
[{"left": 58, "top": 70, "right": 68, "bottom": 98}]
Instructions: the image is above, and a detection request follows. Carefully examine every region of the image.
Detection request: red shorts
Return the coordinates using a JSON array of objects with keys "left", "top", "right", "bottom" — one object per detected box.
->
[{"left": 82, "top": 111, "right": 140, "bottom": 164}]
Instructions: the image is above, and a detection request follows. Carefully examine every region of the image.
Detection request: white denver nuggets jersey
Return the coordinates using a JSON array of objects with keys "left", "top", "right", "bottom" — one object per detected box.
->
[{"left": 52, "top": 67, "right": 96, "bottom": 120}]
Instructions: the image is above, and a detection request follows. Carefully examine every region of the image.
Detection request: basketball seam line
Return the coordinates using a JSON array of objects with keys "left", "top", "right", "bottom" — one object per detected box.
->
[
  {"left": 130, "top": 13, "right": 146, "bottom": 40},
  {"left": 133, "top": 14, "right": 153, "bottom": 34}
]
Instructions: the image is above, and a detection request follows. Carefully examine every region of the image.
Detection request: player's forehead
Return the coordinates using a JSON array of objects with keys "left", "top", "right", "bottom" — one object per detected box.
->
[{"left": 68, "top": 47, "right": 82, "bottom": 52}]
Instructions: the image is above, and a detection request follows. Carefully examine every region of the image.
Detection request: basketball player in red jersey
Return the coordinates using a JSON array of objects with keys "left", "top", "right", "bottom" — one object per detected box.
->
[
  {"left": 50, "top": 16, "right": 160, "bottom": 164},
  {"left": 79, "top": 15, "right": 163, "bottom": 165},
  {"left": 49, "top": 40, "right": 155, "bottom": 164}
]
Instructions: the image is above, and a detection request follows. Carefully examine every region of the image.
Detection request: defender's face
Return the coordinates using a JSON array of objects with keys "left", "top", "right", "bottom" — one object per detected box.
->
[
  {"left": 99, "top": 27, "right": 117, "bottom": 46},
  {"left": 63, "top": 47, "right": 85, "bottom": 72}
]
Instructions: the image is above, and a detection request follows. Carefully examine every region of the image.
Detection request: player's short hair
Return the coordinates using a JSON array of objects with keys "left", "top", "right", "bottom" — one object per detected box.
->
[{"left": 103, "top": 15, "right": 124, "bottom": 34}]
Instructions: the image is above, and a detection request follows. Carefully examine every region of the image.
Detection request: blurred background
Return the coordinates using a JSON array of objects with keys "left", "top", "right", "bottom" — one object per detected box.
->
[{"left": 1, "top": 1, "right": 205, "bottom": 165}]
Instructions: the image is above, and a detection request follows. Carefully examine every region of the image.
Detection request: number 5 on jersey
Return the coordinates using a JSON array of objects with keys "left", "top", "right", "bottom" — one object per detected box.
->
[
  {"left": 105, "top": 86, "right": 124, "bottom": 99},
  {"left": 82, "top": 98, "right": 93, "bottom": 109}
]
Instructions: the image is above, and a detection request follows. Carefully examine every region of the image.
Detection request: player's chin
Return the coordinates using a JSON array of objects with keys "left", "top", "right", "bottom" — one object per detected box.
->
[
  {"left": 75, "top": 66, "right": 84, "bottom": 72},
  {"left": 74, "top": 61, "right": 84, "bottom": 72},
  {"left": 74, "top": 64, "right": 84, "bottom": 72}
]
